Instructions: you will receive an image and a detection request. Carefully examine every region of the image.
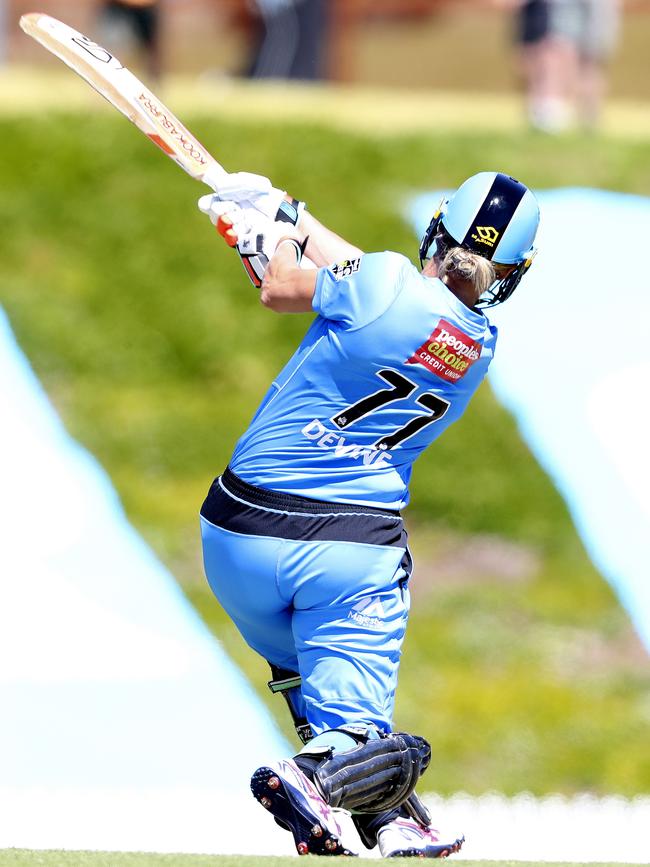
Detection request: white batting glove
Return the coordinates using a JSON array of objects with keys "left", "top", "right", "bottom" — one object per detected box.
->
[
  {"left": 233, "top": 209, "right": 284, "bottom": 257},
  {"left": 208, "top": 172, "right": 306, "bottom": 225},
  {"left": 233, "top": 210, "right": 290, "bottom": 288},
  {"left": 199, "top": 196, "right": 290, "bottom": 287},
  {"left": 198, "top": 195, "right": 281, "bottom": 249},
  {"left": 198, "top": 195, "right": 245, "bottom": 240},
  {"left": 213, "top": 171, "right": 274, "bottom": 204}
]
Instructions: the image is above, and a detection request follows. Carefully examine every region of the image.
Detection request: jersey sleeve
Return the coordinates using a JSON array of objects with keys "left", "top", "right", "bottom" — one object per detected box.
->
[{"left": 312, "top": 251, "right": 410, "bottom": 330}]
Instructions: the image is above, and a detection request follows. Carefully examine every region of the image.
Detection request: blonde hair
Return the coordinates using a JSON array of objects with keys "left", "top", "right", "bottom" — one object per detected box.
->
[{"left": 438, "top": 247, "right": 496, "bottom": 301}]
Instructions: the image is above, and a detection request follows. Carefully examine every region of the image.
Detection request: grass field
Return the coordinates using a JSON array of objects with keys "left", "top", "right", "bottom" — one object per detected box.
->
[
  {"left": 0, "top": 854, "right": 641, "bottom": 867},
  {"left": 1, "top": 77, "right": 649, "bottom": 798}
]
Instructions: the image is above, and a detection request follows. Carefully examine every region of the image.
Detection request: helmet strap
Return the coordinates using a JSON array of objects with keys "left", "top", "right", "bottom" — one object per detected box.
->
[{"left": 418, "top": 198, "right": 447, "bottom": 267}]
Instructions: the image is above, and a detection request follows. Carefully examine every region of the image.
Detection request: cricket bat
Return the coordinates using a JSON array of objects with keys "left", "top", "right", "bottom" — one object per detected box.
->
[
  {"left": 19, "top": 12, "right": 301, "bottom": 285},
  {"left": 20, "top": 12, "right": 227, "bottom": 190}
]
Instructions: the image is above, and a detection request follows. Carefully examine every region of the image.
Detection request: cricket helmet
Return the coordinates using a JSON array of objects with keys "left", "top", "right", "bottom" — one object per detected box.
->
[{"left": 419, "top": 172, "right": 540, "bottom": 307}]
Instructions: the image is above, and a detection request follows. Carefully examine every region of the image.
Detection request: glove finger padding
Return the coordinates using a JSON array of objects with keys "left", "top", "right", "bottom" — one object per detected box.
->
[
  {"left": 215, "top": 212, "right": 238, "bottom": 248},
  {"left": 313, "top": 732, "right": 431, "bottom": 814},
  {"left": 205, "top": 172, "right": 286, "bottom": 225},
  {"left": 213, "top": 171, "right": 274, "bottom": 202},
  {"left": 200, "top": 181, "right": 305, "bottom": 226},
  {"left": 198, "top": 194, "right": 243, "bottom": 225},
  {"left": 200, "top": 199, "right": 253, "bottom": 251}
]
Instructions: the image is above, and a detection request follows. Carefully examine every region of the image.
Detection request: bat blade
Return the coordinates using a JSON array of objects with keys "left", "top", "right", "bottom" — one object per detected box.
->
[{"left": 19, "top": 12, "right": 226, "bottom": 189}]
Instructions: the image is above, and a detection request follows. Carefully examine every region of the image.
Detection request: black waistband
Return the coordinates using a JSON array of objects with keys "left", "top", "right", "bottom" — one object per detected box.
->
[
  {"left": 200, "top": 467, "right": 405, "bottom": 547},
  {"left": 220, "top": 466, "right": 400, "bottom": 517}
]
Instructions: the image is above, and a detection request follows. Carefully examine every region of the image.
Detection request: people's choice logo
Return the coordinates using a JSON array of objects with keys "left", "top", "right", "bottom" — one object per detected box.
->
[{"left": 407, "top": 320, "right": 481, "bottom": 382}]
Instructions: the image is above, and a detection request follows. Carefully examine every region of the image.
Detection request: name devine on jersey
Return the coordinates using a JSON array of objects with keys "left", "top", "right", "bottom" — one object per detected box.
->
[{"left": 302, "top": 419, "right": 394, "bottom": 468}]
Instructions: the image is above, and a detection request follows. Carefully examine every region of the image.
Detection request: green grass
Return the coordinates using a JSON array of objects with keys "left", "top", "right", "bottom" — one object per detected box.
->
[
  {"left": 1, "top": 106, "right": 649, "bottom": 796},
  {"left": 0, "top": 855, "right": 639, "bottom": 867}
]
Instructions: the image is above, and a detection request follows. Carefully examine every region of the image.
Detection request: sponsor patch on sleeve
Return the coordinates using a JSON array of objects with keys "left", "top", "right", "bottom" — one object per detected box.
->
[
  {"left": 331, "top": 257, "right": 362, "bottom": 280},
  {"left": 407, "top": 319, "right": 482, "bottom": 382}
]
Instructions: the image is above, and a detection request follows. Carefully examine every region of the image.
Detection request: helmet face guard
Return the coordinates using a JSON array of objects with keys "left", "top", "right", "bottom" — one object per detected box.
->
[
  {"left": 419, "top": 173, "right": 540, "bottom": 308},
  {"left": 474, "top": 257, "right": 534, "bottom": 308}
]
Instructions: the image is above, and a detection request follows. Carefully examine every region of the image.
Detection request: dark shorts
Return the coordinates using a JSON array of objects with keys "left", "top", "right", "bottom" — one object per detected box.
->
[
  {"left": 102, "top": 1, "right": 159, "bottom": 47},
  {"left": 516, "top": 0, "right": 550, "bottom": 45}
]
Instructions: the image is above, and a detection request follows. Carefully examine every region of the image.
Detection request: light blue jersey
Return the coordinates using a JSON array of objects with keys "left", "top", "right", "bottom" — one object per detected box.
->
[
  {"left": 204, "top": 251, "right": 498, "bottom": 742},
  {"left": 230, "top": 252, "right": 497, "bottom": 510}
]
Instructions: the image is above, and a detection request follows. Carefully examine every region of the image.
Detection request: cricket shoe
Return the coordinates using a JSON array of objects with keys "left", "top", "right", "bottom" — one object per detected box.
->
[
  {"left": 251, "top": 758, "right": 357, "bottom": 856},
  {"left": 377, "top": 816, "right": 464, "bottom": 859}
]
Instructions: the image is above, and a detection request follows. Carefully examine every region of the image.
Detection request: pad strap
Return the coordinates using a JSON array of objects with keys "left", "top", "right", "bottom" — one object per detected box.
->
[
  {"left": 402, "top": 791, "right": 432, "bottom": 827},
  {"left": 267, "top": 664, "right": 313, "bottom": 745},
  {"left": 352, "top": 792, "right": 432, "bottom": 849}
]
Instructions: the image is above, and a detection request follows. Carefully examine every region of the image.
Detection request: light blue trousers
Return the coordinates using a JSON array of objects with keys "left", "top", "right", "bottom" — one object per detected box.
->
[{"left": 201, "top": 517, "right": 410, "bottom": 739}]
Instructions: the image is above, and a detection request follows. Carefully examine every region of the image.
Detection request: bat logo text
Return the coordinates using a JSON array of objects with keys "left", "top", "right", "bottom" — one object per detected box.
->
[{"left": 138, "top": 94, "right": 208, "bottom": 165}]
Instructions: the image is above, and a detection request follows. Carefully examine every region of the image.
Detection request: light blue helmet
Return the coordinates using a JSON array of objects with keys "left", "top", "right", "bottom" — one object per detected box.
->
[{"left": 419, "top": 172, "right": 540, "bottom": 306}]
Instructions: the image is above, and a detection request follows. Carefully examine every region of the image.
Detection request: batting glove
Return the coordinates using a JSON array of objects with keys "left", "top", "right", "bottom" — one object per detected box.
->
[
  {"left": 208, "top": 172, "right": 306, "bottom": 227},
  {"left": 198, "top": 197, "right": 289, "bottom": 288}
]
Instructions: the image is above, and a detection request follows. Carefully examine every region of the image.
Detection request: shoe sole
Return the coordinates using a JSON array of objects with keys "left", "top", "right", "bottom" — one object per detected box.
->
[
  {"left": 251, "top": 764, "right": 356, "bottom": 856},
  {"left": 386, "top": 837, "right": 465, "bottom": 859},
  {"left": 388, "top": 846, "right": 452, "bottom": 858}
]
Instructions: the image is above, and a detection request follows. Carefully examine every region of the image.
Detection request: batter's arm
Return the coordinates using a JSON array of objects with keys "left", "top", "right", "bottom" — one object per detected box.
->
[
  {"left": 298, "top": 211, "right": 364, "bottom": 267},
  {"left": 261, "top": 213, "right": 363, "bottom": 312},
  {"left": 261, "top": 238, "right": 319, "bottom": 313}
]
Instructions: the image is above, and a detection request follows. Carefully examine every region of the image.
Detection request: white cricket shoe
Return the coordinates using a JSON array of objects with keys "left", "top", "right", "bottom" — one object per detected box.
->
[
  {"left": 377, "top": 816, "right": 464, "bottom": 859},
  {"left": 251, "top": 758, "right": 357, "bottom": 856}
]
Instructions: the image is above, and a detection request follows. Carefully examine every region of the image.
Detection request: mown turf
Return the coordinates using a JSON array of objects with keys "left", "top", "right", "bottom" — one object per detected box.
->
[
  {"left": 1, "top": 103, "right": 649, "bottom": 796},
  {"left": 0, "top": 854, "right": 639, "bottom": 867}
]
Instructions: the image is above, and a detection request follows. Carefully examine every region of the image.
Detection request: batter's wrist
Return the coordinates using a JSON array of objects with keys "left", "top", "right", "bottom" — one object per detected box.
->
[{"left": 275, "top": 237, "right": 303, "bottom": 264}]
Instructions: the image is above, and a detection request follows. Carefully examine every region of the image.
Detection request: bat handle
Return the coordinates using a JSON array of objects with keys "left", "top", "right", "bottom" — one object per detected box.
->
[{"left": 201, "top": 162, "right": 229, "bottom": 192}]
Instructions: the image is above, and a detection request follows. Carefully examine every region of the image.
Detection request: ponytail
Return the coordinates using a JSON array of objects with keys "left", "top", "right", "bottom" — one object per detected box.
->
[{"left": 438, "top": 247, "right": 496, "bottom": 301}]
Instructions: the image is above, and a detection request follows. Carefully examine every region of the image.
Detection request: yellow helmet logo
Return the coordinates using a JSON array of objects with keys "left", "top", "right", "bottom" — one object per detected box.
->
[{"left": 474, "top": 226, "right": 500, "bottom": 246}]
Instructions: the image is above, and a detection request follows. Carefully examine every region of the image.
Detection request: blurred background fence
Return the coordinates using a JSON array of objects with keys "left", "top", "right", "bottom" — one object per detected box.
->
[{"left": 3, "top": 0, "right": 650, "bottom": 100}]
